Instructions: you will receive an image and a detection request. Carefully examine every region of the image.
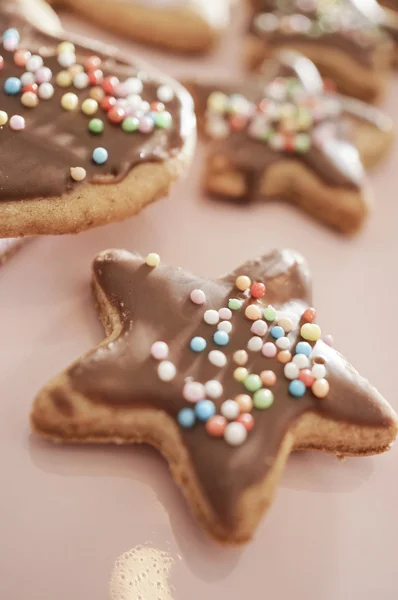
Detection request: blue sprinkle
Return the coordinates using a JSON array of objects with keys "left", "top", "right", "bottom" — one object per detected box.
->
[
  {"left": 295, "top": 341, "right": 312, "bottom": 356},
  {"left": 4, "top": 77, "right": 21, "bottom": 96},
  {"left": 177, "top": 408, "right": 196, "bottom": 428},
  {"left": 190, "top": 336, "right": 207, "bottom": 352},
  {"left": 92, "top": 147, "right": 108, "bottom": 165},
  {"left": 270, "top": 325, "right": 284, "bottom": 339},
  {"left": 289, "top": 379, "right": 306, "bottom": 398},
  {"left": 195, "top": 400, "right": 216, "bottom": 422},
  {"left": 213, "top": 330, "right": 229, "bottom": 346},
  {"left": 3, "top": 28, "right": 20, "bottom": 41}
]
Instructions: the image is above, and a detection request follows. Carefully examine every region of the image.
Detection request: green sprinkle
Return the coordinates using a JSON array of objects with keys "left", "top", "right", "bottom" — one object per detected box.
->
[
  {"left": 228, "top": 298, "right": 243, "bottom": 311},
  {"left": 263, "top": 305, "right": 276, "bottom": 321},
  {"left": 122, "top": 116, "right": 139, "bottom": 133},
  {"left": 295, "top": 133, "right": 311, "bottom": 153},
  {"left": 88, "top": 118, "right": 104, "bottom": 135},
  {"left": 154, "top": 111, "right": 172, "bottom": 129},
  {"left": 253, "top": 389, "right": 274, "bottom": 410},
  {"left": 244, "top": 374, "right": 262, "bottom": 393}
]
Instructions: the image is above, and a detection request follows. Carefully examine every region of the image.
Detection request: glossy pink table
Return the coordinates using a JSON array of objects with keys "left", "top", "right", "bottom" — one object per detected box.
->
[{"left": 1, "top": 5, "right": 397, "bottom": 599}]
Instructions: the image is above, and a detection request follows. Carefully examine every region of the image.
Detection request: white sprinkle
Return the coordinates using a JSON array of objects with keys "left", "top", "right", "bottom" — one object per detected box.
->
[
  {"left": 190, "top": 289, "right": 206, "bottom": 305},
  {"left": 58, "top": 51, "right": 76, "bottom": 68},
  {"left": 284, "top": 362, "right": 300, "bottom": 380},
  {"left": 247, "top": 336, "right": 263, "bottom": 352},
  {"left": 205, "top": 380, "right": 223, "bottom": 399},
  {"left": 73, "top": 72, "right": 89, "bottom": 89},
  {"left": 38, "top": 82, "right": 54, "bottom": 100},
  {"left": 224, "top": 422, "right": 247, "bottom": 446},
  {"left": 204, "top": 309, "right": 219, "bottom": 325},
  {"left": 157, "top": 361, "right": 176, "bottom": 382},
  {"left": 150, "top": 341, "right": 169, "bottom": 361},
  {"left": 157, "top": 84, "right": 175, "bottom": 103},
  {"left": 219, "top": 307, "right": 232, "bottom": 320},
  {"left": 276, "top": 336, "right": 291, "bottom": 350},
  {"left": 312, "top": 363, "right": 327, "bottom": 379},
  {"left": 221, "top": 400, "right": 240, "bottom": 421},
  {"left": 218, "top": 321, "right": 232, "bottom": 334},
  {"left": 20, "top": 71, "right": 35, "bottom": 86},
  {"left": 251, "top": 320, "right": 268, "bottom": 336},
  {"left": 70, "top": 166, "right": 86, "bottom": 182},
  {"left": 208, "top": 350, "right": 227, "bottom": 368},
  {"left": 26, "top": 54, "right": 43, "bottom": 72},
  {"left": 293, "top": 354, "right": 310, "bottom": 369},
  {"left": 125, "top": 77, "right": 144, "bottom": 95}
]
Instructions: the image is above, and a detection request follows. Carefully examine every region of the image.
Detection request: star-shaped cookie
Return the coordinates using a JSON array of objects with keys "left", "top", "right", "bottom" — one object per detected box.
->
[
  {"left": 246, "top": 0, "right": 393, "bottom": 102},
  {"left": 31, "top": 249, "right": 398, "bottom": 544},
  {"left": 186, "top": 51, "right": 393, "bottom": 233},
  {"left": 0, "top": 0, "right": 195, "bottom": 237}
]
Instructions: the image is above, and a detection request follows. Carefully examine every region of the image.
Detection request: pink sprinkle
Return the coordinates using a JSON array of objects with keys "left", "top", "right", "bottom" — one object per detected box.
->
[
  {"left": 323, "top": 334, "right": 334, "bottom": 347},
  {"left": 219, "top": 307, "right": 232, "bottom": 320},
  {"left": 9, "top": 115, "right": 25, "bottom": 131},
  {"left": 183, "top": 381, "right": 205, "bottom": 403},
  {"left": 190, "top": 289, "right": 206, "bottom": 305},
  {"left": 151, "top": 341, "right": 169, "bottom": 360},
  {"left": 262, "top": 342, "right": 277, "bottom": 358},
  {"left": 251, "top": 320, "right": 268, "bottom": 336},
  {"left": 3, "top": 37, "right": 18, "bottom": 52},
  {"left": 138, "top": 115, "right": 154, "bottom": 134},
  {"left": 115, "top": 82, "right": 128, "bottom": 98},
  {"left": 35, "top": 66, "right": 52, "bottom": 84}
]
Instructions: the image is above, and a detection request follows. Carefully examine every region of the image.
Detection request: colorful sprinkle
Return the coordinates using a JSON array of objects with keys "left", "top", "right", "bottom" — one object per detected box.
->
[
  {"left": 9, "top": 115, "right": 25, "bottom": 131},
  {"left": 224, "top": 421, "right": 247, "bottom": 446},
  {"left": 260, "top": 370, "right": 276, "bottom": 386},
  {"left": 178, "top": 408, "right": 195, "bottom": 428},
  {"left": 145, "top": 252, "right": 160, "bottom": 267},
  {"left": 26, "top": 54, "right": 43, "bottom": 72},
  {"left": 263, "top": 305, "right": 277, "bottom": 321},
  {"left": 312, "top": 363, "right": 327, "bottom": 379},
  {"left": 228, "top": 298, "right": 243, "bottom": 311},
  {"left": 183, "top": 381, "right": 205, "bottom": 403},
  {"left": 88, "top": 118, "right": 104, "bottom": 134},
  {"left": 219, "top": 307, "right": 232, "bottom": 320},
  {"left": 81, "top": 98, "right": 98, "bottom": 115},
  {"left": 35, "top": 66, "right": 52, "bottom": 84},
  {"left": 245, "top": 304, "right": 262, "bottom": 321},
  {"left": 204, "top": 309, "right": 219, "bottom": 325},
  {"left": 235, "top": 394, "right": 253, "bottom": 413},
  {"left": 237, "top": 413, "right": 254, "bottom": 432},
  {"left": 251, "top": 320, "right": 268, "bottom": 336},
  {"left": 218, "top": 321, "right": 232, "bottom": 334},
  {"left": 292, "top": 353, "right": 310, "bottom": 369},
  {"left": 0, "top": 110, "right": 8, "bottom": 125},
  {"left": 244, "top": 374, "right": 262, "bottom": 392},
  {"left": 205, "top": 415, "right": 227, "bottom": 437},
  {"left": 57, "top": 41, "right": 75, "bottom": 54},
  {"left": 157, "top": 360, "right": 176, "bottom": 382},
  {"left": 271, "top": 326, "right": 284, "bottom": 339},
  {"left": 221, "top": 399, "right": 240, "bottom": 421},
  {"left": 213, "top": 330, "right": 229, "bottom": 346},
  {"left": 205, "top": 380, "right": 223, "bottom": 399},
  {"left": 139, "top": 115, "right": 155, "bottom": 134},
  {"left": 122, "top": 116, "right": 139, "bottom": 133},
  {"left": 150, "top": 341, "right": 169, "bottom": 360},
  {"left": 235, "top": 275, "right": 251, "bottom": 291},
  {"left": 21, "top": 91, "right": 38, "bottom": 108},
  {"left": 190, "top": 336, "right": 207, "bottom": 352},
  {"left": 190, "top": 289, "right": 206, "bottom": 305},
  {"left": 56, "top": 70, "right": 73, "bottom": 87},
  {"left": 298, "top": 369, "right": 314, "bottom": 387},
  {"left": 250, "top": 282, "right": 266, "bottom": 299},
  {"left": 38, "top": 82, "right": 54, "bottom": 100},
  {"left": 208, "top": 350, "right": 227, "bottom": 368},
  {"left": 195, "top": 400, "right": 216, "bottom": 422},
  {"left": 300, "top": 323, "right": 321, "bottom": 342},
  {"left": 278, "top": 317, "right": 293, "bottom": 332},
  {"left": 92, "top": 146, "right": 108, "bottom": 164},
  {"left": 14, "top": 49, "right": 30, "bottom": 68},
  {"left": 276, "top": 336, "right": 291, "bottom": 350},
  {"left": 70, "top": 166, "right": 86, "bottom": 182},
  {"left": 253, "top": 388, "right": 274, "bottom": 409},
  {"left": 277, "top": 350, "right": 292, "bottom": 364},
  {"left": 303, "top": 307, "right": 317, "bottom": 323},
  {"left": 295, "top": 341, "right": 312, "bottom": 356},
  {"left": 233, "top": 349, "right": 248, "bottom": 365},
  {"left": 262, "top": 342, "right": 277, "bottom": 358},
  {"left": 284, "top": 362, "right": 300, "bottom": 380},
  {"left": 247, "top": 336, "right": 263, "bottom": 352},
  {"left": 4, "top": 77, "right": 21, "bottom": 95},
  {"left": 289, "top": 379, "right": 306, "bottom": 398},
  {"left": 108, "top": 106, "right": 126, "bottom": 124},
  {"left": 312, "top": 378, "right": 329, "bottom": 398},
  {"left": 157, "top": 84, "right": 174, "bottom": 103},
  {"left": 234, "top": 367, "right": 248, "bottom": 382},
  {"left": 61, "top": 92, "right": 78, "bottom": 111}
]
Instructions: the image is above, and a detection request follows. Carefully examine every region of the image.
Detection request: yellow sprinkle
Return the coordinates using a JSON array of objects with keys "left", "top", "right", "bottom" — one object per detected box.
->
[
  {"left": 0, "top": 110, "right": 8, "bottom": 125},
  {"left": 81, "top": 98, "right": 98, "bottom": 116},
  {"left": 57, "top": 41, "right": 75, "bottom": 54},
  {"left": 207, "top": 91, "right": 228, "bottom": 113},
  {"left": 300, "top": 323, "right": 321, "bottom": 342},
  {"left": 234, "top": 367, "right": 248, "bottom": 382},
  {"left": 61, "top": 92, "right": 78, "bottom": 111},
  {"left": 235, "top": 275, "right": 251, "bottom": 292},
  {"left": 145, "top": 253, "right": 160, "bottom": 267},
  {"left": 56, "top": 70, "right": 73, "bottom": 88}
]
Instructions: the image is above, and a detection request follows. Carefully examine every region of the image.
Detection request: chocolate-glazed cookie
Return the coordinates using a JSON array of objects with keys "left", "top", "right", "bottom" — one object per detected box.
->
[
  {"left": 246, "top": 0, "right": 393, "bottom": 102},
  {"left": 186, "top": 51, "right": 393, "bottom": 233},
  {"left": 31, "top": 249, "right": 398, "bottom": 544},
  {"left": 0, "top": 0, "right": 196, "bottom": 236}
]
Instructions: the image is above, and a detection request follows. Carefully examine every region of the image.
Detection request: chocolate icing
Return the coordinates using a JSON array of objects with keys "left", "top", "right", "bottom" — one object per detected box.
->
[
  {"left": 0, "top": 1, "right": 194, "bottom": 201},
  {"left": 54, "top": 250, "right": 396, "bottom": 526},
  {"left": 187, "top": 52, "right": 393, "bottom": 194},
  {"left": 249, "top": 0, "right": 390, "bottom": 69}
]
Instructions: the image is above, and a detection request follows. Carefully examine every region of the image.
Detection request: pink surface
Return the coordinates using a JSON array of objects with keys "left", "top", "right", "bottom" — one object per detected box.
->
[{"left": 1, "top": 5, "right": 398, "bottom": 599}]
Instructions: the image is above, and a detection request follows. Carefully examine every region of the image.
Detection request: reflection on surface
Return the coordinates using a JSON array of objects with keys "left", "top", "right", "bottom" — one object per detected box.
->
[{"left": 110, "top": 546, "right": 174, "bottom": 600}]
